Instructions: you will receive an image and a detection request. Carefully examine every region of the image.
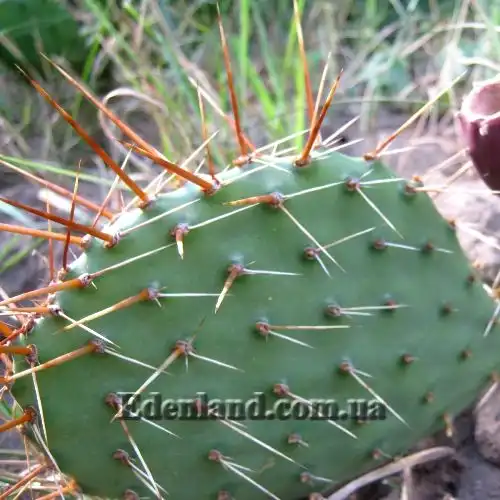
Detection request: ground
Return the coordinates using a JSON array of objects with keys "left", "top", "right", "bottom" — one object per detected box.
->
[{"left": 2, "top": 72, "right": 500, "bottom": 500}]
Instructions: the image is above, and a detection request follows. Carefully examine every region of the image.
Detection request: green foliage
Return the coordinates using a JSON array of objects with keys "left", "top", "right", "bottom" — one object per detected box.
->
[
  {"left": 10, "top": 147, "right": 499, "bottom": 499},
  {"left": 0, "top": 0, "right": 87, "bottom": 77}
]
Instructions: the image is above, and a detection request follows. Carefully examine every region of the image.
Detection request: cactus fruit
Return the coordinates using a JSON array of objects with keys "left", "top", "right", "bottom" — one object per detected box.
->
[
  {"left": 458, "top": 75, "right": 500, "bottom": 193},
  {"left": 1, "top": 17, "right": 500, "bottom": 500}
]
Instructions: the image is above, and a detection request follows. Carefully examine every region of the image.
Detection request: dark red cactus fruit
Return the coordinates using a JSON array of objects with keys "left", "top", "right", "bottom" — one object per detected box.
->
[{"left": 458, "top": 77, "right": 500, "bottom": 193}]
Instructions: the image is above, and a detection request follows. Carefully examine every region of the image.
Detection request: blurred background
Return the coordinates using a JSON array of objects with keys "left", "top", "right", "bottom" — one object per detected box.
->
[{"left": 0, "top": 0, "right": 497, "bottom": 165}]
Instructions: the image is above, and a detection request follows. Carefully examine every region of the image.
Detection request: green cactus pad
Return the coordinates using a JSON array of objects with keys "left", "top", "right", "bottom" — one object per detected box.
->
[{"left": 9, "top": 149, "right": 500, "bottom": 499}]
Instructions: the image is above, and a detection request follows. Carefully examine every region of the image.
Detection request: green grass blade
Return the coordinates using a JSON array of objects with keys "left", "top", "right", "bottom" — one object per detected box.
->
[{"left": 238, "top": 0, "right": 250, "bottom": 100}]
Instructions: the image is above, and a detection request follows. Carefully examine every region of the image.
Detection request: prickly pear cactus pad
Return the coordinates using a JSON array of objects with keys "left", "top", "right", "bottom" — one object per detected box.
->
[
  {"left": 1, "top": 29, "right": 500, "bottom": 500},
  {"left": 3, "top": 142, "right": 500, "bottom": 500}
]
